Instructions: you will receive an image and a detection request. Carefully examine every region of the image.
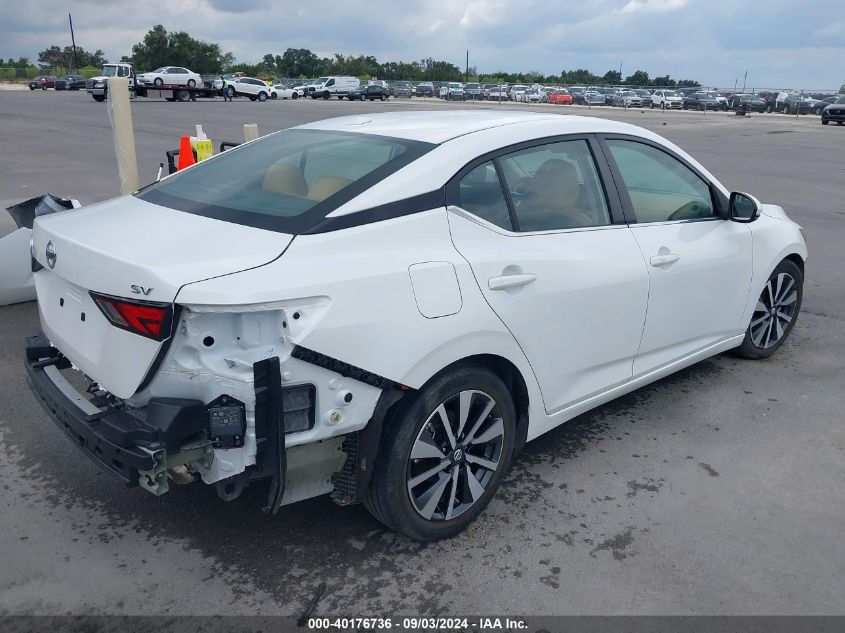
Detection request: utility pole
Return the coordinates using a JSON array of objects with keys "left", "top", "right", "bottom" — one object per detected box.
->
[
  {"left": 742, "top": 70, "right": 747, "bottom": 92},
  {"left": 68, "top": 13, "right": 78, "bottom": 73},
  {"left": 465, "top": 50, "right": 469, "bottom": 83}
]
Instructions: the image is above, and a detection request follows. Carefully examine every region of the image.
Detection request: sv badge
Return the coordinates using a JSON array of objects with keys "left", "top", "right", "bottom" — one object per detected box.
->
[{"left": 130, "top": 285, "right": 153, "bottom": 296}]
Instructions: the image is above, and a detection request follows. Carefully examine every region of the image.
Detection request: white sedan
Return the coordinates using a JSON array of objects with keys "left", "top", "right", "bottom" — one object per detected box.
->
[
  {"left": 136, "top": 66, "right": 203, "bottom": 88},
  {"left": 274, "top": 83, "right": 306, "bottom": 99},
  {"left": 26, "top": 111, "right": 806, "bottom": 541},
  {"left": 227, "top": 77, "right": 276, "bottom": 101}
]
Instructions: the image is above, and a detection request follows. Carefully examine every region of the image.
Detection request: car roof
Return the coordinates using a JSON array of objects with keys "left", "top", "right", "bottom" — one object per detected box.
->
[{"left": 295, "top": 110, "right": 646, "bottom": 144}]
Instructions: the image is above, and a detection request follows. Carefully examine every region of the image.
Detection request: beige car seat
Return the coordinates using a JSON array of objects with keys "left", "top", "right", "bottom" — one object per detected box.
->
[
  {"left": 261, "top": 163, "right": 307, "bottom": 197},
  {"left": 518, "top": 159, "right": 594, "bottom": 231}
]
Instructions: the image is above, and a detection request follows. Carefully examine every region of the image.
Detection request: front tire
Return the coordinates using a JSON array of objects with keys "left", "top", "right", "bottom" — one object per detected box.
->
[
  {"left": 154, "top": 77, "right": 163, "bottom": 88},
  {"left": 734, "top": 259, "right": 803, "bottom": 359},
  {"left": 364, "top": 366, "right": 516, "bottom": 541}
]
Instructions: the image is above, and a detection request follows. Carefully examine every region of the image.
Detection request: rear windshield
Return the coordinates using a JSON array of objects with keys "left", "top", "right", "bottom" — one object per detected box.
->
[{"left": 138, "top": 129, "right": 434, "bottom": 234}]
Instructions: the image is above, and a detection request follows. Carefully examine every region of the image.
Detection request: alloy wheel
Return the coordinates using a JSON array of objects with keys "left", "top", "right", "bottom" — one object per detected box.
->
[
  {"left": 750, "top": 272, "right": 799, "bottom": 349},
  {"left": 407, "top": 390, "right": 504, "bottom": 521}
]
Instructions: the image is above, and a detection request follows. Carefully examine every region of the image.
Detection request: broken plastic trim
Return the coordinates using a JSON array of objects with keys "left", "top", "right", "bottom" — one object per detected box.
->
[
  {"left": 6, "top": 194, "right": 78, "bottom": 230},
  {"left": 253, "top": 356, "right": 286, "bottom": 515},
  {"left": 290, "top": 345, "right": 395, "bottom": 390}
]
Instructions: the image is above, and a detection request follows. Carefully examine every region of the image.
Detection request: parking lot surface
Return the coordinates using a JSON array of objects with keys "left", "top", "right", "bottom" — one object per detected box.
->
[{"left": 0, "top": 91, "right": 843, "bottom": 616}]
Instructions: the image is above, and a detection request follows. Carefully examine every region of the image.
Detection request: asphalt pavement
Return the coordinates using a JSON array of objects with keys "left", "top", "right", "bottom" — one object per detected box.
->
[{"left": 0, "top": 90, "right": 843, "bottom": 616}]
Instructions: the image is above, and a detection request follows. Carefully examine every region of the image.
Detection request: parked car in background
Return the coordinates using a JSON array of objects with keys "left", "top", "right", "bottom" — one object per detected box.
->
[
  {"left": 813, "top": 95, "right": 839, "bottom": 114},
  {"left": 683, "top": 91, "right": 721, "bottom": 110},
  {"left": 519, "top": 87, "right": 546, "bottom": 103},
  {"left": 635, "top": 89, "right": 652, "bottom": 102},
  {"left": 548, "top": 89, "right": 574, "bottom": 105},
  {"left": 613, "top": 90, "right": 643, "bottom": 107},
  {"left": 508, "top": 84, "right": 528, "bottom": 101},
  {"left": 137, "top": 66, "right": 203, "bottom": 88},
  {"left": 651, "top": 89, "right": 683, "bottom": 109},
  {"left": 575, "top": 90, "right": 605, "bottom": 105},
  {"left": 726, "top": 93, "right": 767, "bottom": 113},
  {"left": 274, "top": 82, "right": 305, "bottom": 99},
  {"left": 393, "top": 80, "right": 413, "bottom": 98},
  {"left": 464, "top": 83, "right": 483, "bottom": 100},
  {"left": 440, "top": 82, "right": 465, "bottom": 100},
  {"left": 26, "top": 110, "right": 807, "bottom": 541},
  {"left": 415, "top": 81, "right": 435, "bottom": 97},
  {"left": 821, "top": 96, "right": 845, "bottom": 125},
  {"left": 228, "top": 77, "right": 276, "bottom": 101},
  {"left": 774, "top": 93, "right": 812, "bottom": 114},
  {"left": 486, "top": 85, "right": 509, "bottom": 100},
  {"left": 28, "top": 75, "right": 57, "bottom": 90},
  {"left": 346, "top": 84, "right": 389, "bottom": 101},
  {"left": 600, "top": 87, "right": 617, "bottom": 105},
  {"left": 54, "top": 75, "right": 86, "bottom": 90}
]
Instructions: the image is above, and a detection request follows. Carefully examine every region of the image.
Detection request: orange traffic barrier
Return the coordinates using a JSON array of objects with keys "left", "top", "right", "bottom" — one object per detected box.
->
[{"left": 177, "top": 135, "right": 196, "bottom": 170}]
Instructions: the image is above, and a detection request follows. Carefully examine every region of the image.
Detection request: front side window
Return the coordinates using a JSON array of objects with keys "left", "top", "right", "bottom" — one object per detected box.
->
[
  {"left": 499, "top": 140, "right": 611, "bottom": 232},
  {"left": 138, "top": 129, "right": 434, "bottom": 233},
  {"left": 606, "top": 140, "right": 714, "bottom": 223}
]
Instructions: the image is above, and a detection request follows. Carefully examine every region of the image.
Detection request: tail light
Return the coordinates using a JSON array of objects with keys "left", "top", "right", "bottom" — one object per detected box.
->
[{"left": 90, "top": 292, "right": 174, "bottom": 341}]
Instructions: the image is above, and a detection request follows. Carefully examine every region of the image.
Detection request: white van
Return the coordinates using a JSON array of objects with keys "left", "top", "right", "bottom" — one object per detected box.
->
[{"left": 308, "top": 76, "right": 360, "bottom": 99}]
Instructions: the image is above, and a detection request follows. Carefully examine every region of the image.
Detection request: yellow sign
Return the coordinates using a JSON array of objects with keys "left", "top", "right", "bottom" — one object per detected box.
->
[{"left": 191, "top": 138, "right": 214, "bottom": 162}]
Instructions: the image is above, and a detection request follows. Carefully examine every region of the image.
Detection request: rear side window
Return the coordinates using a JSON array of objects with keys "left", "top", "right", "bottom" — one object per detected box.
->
[
  {"left": 457, "top": 162, "right": 512, "bottom": 230},
  {"left": 138, "top": 129, "right": 434, "bottom": 234},
  {"left": 606, "top": 140, "right": 714, "bottom": 223},
  {"left": 499, "top": 140, "right": 611, "bottom": 231}
]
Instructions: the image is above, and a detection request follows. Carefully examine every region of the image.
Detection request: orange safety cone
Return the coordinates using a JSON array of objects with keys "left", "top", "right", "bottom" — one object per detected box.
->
[{"left": 177, "top": 135, "right": 196, "bottom": 170}]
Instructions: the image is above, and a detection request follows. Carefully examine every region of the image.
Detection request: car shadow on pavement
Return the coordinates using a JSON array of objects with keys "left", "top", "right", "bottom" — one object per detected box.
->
[{"left": 0, "top": 293, "right": 726, "bottom": 612}]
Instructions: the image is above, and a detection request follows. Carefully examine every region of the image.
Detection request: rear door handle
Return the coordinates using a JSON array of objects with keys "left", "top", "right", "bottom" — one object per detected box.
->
[
  {"left": 650, "top": 253, "right": 680, "bottom": 267},
  {"left": 488, "top": 273, "right": 537, "bottom": 290}
]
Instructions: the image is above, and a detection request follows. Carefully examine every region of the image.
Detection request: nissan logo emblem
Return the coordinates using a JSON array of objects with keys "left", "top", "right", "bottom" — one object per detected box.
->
[{"left": 45, "top": 241, "right": 57, "bottom": 269}]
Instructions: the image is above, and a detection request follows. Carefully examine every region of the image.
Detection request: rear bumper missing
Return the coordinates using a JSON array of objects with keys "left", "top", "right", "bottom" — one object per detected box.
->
[
  {"left": 26, "top": 335, "right": 156, "bottom": 485},
  {"left": 24, "top": 334, "right": 207, "bottom": 488}
]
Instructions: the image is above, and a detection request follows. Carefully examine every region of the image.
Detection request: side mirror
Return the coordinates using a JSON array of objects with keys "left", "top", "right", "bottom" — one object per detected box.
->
[{"left": 729, "top": 192, "right": 761, "bottom": 223}]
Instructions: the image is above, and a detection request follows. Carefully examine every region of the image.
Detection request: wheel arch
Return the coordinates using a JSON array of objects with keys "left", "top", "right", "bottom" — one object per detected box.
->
[{"left": 351, "top": 352, "right": 532, "bottom": 504}]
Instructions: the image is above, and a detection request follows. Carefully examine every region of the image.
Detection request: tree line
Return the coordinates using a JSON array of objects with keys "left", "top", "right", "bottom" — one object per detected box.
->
[{"left": 12, "top": 25, "right": 703, "bottom": 87}]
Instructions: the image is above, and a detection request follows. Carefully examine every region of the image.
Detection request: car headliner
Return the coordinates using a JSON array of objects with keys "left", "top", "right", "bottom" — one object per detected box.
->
[{"left": 293, "top": 110, "right": 645, "bottom": 145}]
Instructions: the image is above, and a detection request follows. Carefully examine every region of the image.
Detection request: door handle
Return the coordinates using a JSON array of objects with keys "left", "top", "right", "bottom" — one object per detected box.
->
[
  {"left": 650, "top": 253, "right": 680, "bottom": 267},
  {"left": 488, "top": 273, "right": 537, "bottom": 290}
]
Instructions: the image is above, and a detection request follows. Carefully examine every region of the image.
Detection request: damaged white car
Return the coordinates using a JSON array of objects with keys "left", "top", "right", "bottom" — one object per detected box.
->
[{"left": 26, "top": 111, "right": 806, "bottom": 540}]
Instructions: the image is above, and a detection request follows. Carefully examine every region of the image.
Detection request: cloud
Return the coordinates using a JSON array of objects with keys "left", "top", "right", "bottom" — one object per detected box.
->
[
  {"left": 0, "top": 0, "right": 842, "bottom": 88},
  {"left": 813, "top": 21, "right": 844, "bottom": 39},
  {"left": 620, "top": 0, "right": 686, "bottom": 13}
]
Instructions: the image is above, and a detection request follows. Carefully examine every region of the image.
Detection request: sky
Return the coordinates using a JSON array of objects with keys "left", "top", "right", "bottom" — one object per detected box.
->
[{"left": 1, "top": 0, "right": 842, "bottom": 89}]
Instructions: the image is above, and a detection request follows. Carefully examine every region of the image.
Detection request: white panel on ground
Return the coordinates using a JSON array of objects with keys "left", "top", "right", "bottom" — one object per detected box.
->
[{"left": 0, "top": 228, "right": 35, "bottom": 305}]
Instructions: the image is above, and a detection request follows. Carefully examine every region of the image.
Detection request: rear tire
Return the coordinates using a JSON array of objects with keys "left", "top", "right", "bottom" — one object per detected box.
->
[
  {"left": 92, "top": 94, "right": 105, "bottom": 102},
  {"left": 380, "top": 94, "right": 386, "bottom": 101},
  {"left": 187, "top": 79, "right": 196, "bottom": 88},
  {"left": 822, "top": 114, "right": 829, "bottom": 125},
  {"left": 258, "top": 91, "right": 267, "bottom": 102},
  {"left": 360, "top": 94, "right": 366, "bottom": 101},
  {"left": 363, "top": 366, "right": 516, "bottom": 541},
  {"left": 733, "top": 259, "right": 803, "bottom": 360},
  {"left": 176, "top": 89, "right": 190, "bottom": 102},
  {"left": 291, "top": 91, "right": 298, "bottom": 99}
]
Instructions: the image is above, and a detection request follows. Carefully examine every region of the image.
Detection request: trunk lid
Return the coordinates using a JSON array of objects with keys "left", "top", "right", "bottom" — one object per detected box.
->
[{"left": 32, "top": 195, "right": 292, "bottom": 398}]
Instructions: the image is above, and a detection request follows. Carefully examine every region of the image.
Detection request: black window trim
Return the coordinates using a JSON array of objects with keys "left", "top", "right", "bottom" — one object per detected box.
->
[
  {"left": 137, "top": 129, "right": 438, "bottom": 235},
  {"left": 595, "top": 133, "right": 729, "bottom": 225},
  {"left": 445, "top": 133, "right": 627, "bottom": 232}
]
